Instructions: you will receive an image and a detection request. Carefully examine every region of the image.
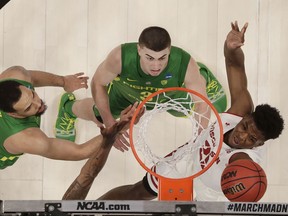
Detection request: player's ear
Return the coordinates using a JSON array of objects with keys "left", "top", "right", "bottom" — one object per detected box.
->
[{"left": 137, "top": 44, "right": 141, "bottom": 54}]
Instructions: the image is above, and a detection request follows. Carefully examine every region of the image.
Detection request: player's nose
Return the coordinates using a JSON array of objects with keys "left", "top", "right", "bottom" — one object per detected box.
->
[
  {"left": 239, "top": 132, "right": 248, "bottom": 142},
  {"left": 33, "top": 99, "right": 42, "bottom": 109}
]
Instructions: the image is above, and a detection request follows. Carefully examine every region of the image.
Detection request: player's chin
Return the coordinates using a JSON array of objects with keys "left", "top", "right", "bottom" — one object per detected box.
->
[
  {"left": 233, "top": 144, "right": 247, "bottom": 149},
  {"left": 150, "top": 72, "right": 161, "bottom": 76},
  {"left": 149, "top": 70, "right": 162, "bottom": 76},
  {"left": 229, "top": 142, "right": 243, "bottom": 149}
]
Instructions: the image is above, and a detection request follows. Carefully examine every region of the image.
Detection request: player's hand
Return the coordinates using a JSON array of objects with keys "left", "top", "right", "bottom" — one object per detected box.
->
[
  {"left": 119, "top": 102, "right": 145, "bottom": 130},
  {"left": 226, "top": 21, "right": 248, "bottom": 50},
  {"left": 100, "top": 120, "right": 131, "bottom": 148},
  {"left": 113, "top": 102, "right": 145, "bottom": 152},
  {"left": 63, "top": 72, "right": 89, "bottom": 92},
  {"left": 113, "top": 132, "right": 130, "bottom": 152}
]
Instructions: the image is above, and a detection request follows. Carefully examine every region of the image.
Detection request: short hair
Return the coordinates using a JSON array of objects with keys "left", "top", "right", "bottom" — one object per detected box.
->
[
  {"left": 0, "top": 80, "right": 22, "bottom": 112},
  {"left": 252, "top": 104, "right": 284, "bottom": 140},
  {"left": 138, "top": 26, "right": 171, "bottom": 51}
]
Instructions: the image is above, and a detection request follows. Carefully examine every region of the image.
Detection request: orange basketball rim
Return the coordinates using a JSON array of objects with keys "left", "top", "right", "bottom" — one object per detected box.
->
[{"left": 129, "top": 87, "right": 224, "bottom": 201}]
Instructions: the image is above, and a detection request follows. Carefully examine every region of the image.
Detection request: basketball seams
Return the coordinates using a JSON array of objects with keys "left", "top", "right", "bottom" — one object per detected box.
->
[
  {"left": 221, "top": 176, "right": 266, "bottom": 187},
  {"left": 254, "top": 181, "right": 267, "bottom": 202},
  {"left": 225, "top": 163, "right": 263, "bottom": 172}
]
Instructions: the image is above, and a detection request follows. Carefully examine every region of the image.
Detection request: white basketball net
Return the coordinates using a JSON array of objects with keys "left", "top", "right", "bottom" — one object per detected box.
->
[{"left": 131, "top": 89, "right": 222, "bottom": 179}]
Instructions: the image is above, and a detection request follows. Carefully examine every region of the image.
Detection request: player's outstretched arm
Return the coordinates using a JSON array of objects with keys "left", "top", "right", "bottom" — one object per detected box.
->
[
  {"left": 91, "top": 46, "right": 132, "bottom": 152},
  {"left": 62, "top": 103, "right": 141, "bottom": 200},
  {"left": 184, "top": 58, "right": 210, "bottom": 129},
  {"left": 91, "top": 45, "right": 122, "bottom": 128},
  {"left": 62, "top": 123, "right": 122, "bottom": 200},
  {"left": 0, "top": 65, "right": 88, "bottom": 92},
  {"left": 225, "top": 21, "right": 253, "bottom": 116},
  {"left": 29, "top": 70, "right": 89, "bottom": 92},
  {"left": 4, "top": 102, "right": 142, "bottom": 161}
]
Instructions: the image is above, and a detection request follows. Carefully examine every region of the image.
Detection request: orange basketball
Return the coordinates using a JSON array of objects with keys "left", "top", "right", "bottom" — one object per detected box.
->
[{"left": 221, "top": 159, "right": 267, "bottom": 202}]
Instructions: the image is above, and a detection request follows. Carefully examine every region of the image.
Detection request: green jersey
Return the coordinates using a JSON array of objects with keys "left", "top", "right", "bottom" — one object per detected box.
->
[
  {"left": 0, "top": 79, "right": 41, "bottom": 169},
  {"left": 94, "top": 43, "right": 191, "bottom": 118},
  {"left": 93, "top": 43, "right": 227, "bottom": 120}
]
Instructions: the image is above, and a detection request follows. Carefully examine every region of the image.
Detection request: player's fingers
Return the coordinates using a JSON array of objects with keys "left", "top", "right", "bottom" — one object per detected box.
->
[
  {"left": 133, "top": 106, "right": 145, "bottom": 124},
  {"left": 138, "top": 106, "right": 145, "bottom": 117},
  {"left": 74, "top": 72, "right": 89, "bottom": 78},
  {"left": 120, "top": 144, "right": 129, "bottom": 151},
  {"left": 241, "top": 22, "right": 248, "bottom": 35},
  {"left": 118, "top": 134, "right": 130, "bottom": 147},
  {"left": 122, "top": 131, "right": 129, "bottom": 138},
  {"left": 231, "top": 22, "right": 235, "bottom": 30},
  {"left": 115, "top": 140, "right": 129, "bottom": 152},
  {"left": 125, "top": 102, "right": 138, "bottom": 116},
  {"left": 113, "top": 142, "right": 125, "bottom": 152},
  {"left": 81, "top": 82, "right": 88, "bottom": 89},
  {"left": 234, "top": 21, "right": 240, "bottom": 31},
  {"left": 121, "top": 104, "right": 132, "bottom": 115},
  {"left": 132, "top": 101, "right": 139, "bottom": 109},
  {"left": 80, "top": 77, "right": 89, "bottom": 83},
  {"left": 75, "top": 72, "right": 84, "bottom": 76}
]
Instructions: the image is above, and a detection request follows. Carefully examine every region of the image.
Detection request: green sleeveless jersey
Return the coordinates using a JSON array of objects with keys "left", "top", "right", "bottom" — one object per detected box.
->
[
  {"left": 93, "top": 43, "right": 227, "bottom": 120},
  {"left": 0, "top": 79, "right": 41, "bottom": 169},
  {"left": 94, "top": 42, "right": 191, "bottom": 118}
]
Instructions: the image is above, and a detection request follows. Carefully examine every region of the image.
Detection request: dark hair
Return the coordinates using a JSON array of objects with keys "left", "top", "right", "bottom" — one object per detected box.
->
[
  {"left": 138, "top": 26, "right": 171, "bottom": 51},
  {"left": 0, "top": 80, "right": 22, "bottom": 112},
  {"left": 252, "top": 104, "right": 284, "bottom": 140}
]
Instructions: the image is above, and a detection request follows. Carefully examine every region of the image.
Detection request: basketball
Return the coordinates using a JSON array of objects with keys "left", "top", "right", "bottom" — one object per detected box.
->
[{"left": 221, "top": 159, "right": 267, "bottom": 202}]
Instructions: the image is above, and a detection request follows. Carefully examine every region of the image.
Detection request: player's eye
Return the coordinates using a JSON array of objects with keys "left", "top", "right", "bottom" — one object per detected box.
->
[
  {"left": 242, "top": 123, "right": 247, "bottom": 130},
  {"left": 249, "top": 136, "right": 256, "bottom": 142}
]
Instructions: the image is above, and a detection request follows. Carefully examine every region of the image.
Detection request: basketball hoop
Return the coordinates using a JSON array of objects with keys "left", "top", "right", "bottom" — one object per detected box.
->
[{"left": 129, "top": 87, "right": 223, "bottom": 201}]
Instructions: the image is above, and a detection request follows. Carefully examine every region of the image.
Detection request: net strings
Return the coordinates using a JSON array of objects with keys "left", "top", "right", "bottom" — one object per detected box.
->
[{"left": 132, "top": 91, "right": 216, "bottom": 177}]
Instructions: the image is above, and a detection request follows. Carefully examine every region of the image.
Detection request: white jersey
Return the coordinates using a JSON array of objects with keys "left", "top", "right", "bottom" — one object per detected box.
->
[{"left": 146, "top": 112, "right": 264, "bottom": 201}]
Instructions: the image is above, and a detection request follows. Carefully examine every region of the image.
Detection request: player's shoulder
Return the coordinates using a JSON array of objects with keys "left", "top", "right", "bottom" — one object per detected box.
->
[
  {"left": 221, "top": 112, "right": 243, "bottom": 120},
  {"left": 0, "top": 66, "right": 30, "bottom": 82},
  {"left": 171, "top": 45, "right": 188, "bottom": 54},
  {"left": 169, "top": 46, "right": 191, "bottom": 64}
]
